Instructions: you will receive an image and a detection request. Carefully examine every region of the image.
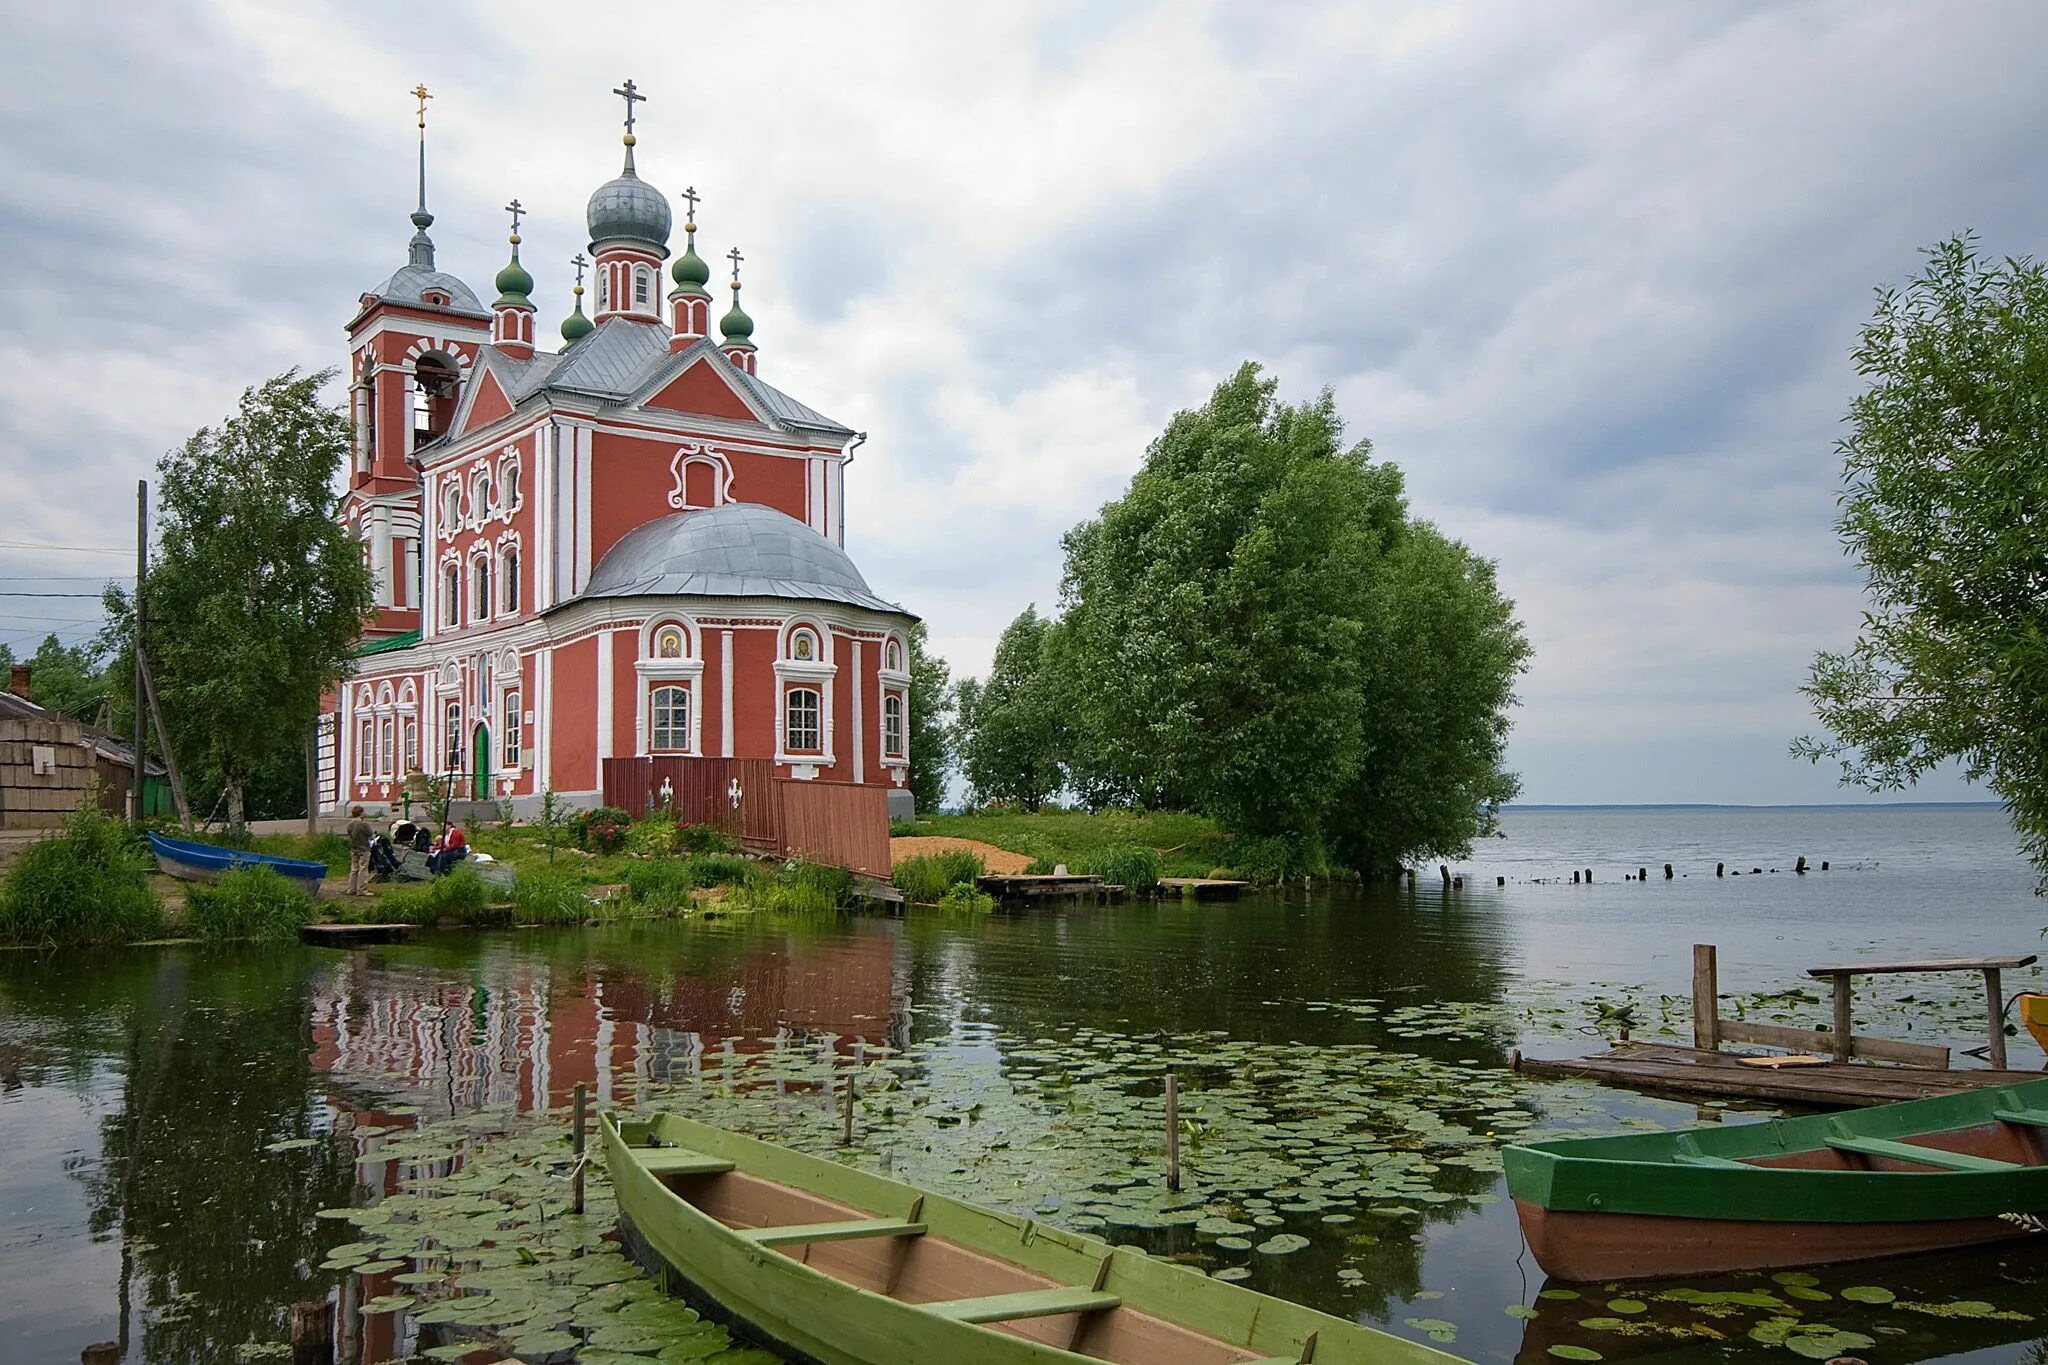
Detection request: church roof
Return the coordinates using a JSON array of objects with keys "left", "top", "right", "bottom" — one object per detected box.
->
[
  {"left": 578, "top": 503, "right": 910, "bottom": 616},
  {"left": 471, "top": 320, "right": 853, "bottom": 436},
  {"left": 361, "top": 263, "right": 490, "bottom": 319}
]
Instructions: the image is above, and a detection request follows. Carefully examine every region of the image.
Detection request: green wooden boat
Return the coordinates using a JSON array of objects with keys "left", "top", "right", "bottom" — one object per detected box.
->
[
  {"left": 602, "top": 1110, "right": 1467, "bottom": 1365},
  {"left": 1504, "top": 1076, "right": 2048, "bottom": 1282}
]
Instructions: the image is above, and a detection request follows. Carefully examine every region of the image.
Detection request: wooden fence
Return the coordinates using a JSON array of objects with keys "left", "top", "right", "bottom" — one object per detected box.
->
[{"left": 601, "top": 756, "right": 888, "bottom": 874}]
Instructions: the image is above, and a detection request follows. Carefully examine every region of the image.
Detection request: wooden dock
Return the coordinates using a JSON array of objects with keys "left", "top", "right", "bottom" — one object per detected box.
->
[
  {"left": 977, "top": 873, "right": 1113, "bottom": 903},
  {"left": 1515, "top": 1042, "right": 2043, "bottom": 1107},
  {"left": 300, "top": 922, "right": 414, "bottom": 947},
  {"left": 1158, "top": 877, "right": 1248, "bottom": 900}
]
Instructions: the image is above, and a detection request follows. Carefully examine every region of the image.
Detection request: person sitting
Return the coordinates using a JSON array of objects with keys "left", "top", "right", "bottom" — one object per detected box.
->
[
  {"left": 428, "top": 823, "right": 469, "bottom": 875},
  {"left": 409, "top": 823, "right": 434, "bottom": 854}
]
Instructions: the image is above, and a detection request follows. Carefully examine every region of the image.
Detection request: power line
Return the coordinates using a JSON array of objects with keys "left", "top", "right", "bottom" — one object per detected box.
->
[
  {"left": 0, "top": 539, "right": 130, "bottom": 555},
  {"left": 0, "top": 574, "right": 134, "bottom": 582},
  {"left": 0, "top": 591, "right": 108, "bottom": 599}
]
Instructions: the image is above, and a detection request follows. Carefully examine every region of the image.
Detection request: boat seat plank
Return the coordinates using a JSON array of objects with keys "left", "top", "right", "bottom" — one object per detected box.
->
[
  {"left": 1672, "top": 1152, "right": 1752, "bottom": 1169},
  {"left": 741, "top": 1218, "right": 927, "bottom": 1247},
  {"left": 920, "top": 1287, "right": 1122, "bottom": 1324},
  {"left": 1995, "top": 1108, "right": 2048, "bottom": 1128},
  {"left": 635, "top": 1149, "right": 738, "bottom": 1176},
  {"left": 1824, "top": 1135, "right": 2020, "bottom": 1172}
]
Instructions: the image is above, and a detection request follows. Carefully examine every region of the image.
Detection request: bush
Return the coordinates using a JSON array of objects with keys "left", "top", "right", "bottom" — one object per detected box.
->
[
  {"left": 935, "top": 882, "right": 996, "bottom": 914},
  {"left": 626, "top": 815, "right": 681, "bottom": 858},
  {"left": 893, "top": 850, "right": 984, "bottom": 904},
  {"left": 1227, "top": 834, "right": 1326, "bottom": 884},
  {"left": 733, "top": 859, "right": 853, "bottom": 912},
  {"left": 684, "top": 853, "right": 756, "bottom": 888},
  {"left": 511, "top": 869, "right": 591, "bottom": 925},
  {"left": 625, "top": 858, "right": 696, "bottom": 911},
  {"left": 572, "top": 806, "right": 632, "bottom": 853},
  {"left": 0, "top": 805, "right": 164, "bottom": 947},
  {"left": 184, "top": 864, "right": 317, "bottom": 941},
  {"left": 1083, "top": 843, "right": 1161, "bottom": 894},
  {"left": 676, "top": 823, "right": 735, "bottom": 856},
  {"left": 1024, "top": 855, "right": 1062, "bottom": 875},
  {"left": 380, "top": 865, "right": 502, "bottom": 926}
]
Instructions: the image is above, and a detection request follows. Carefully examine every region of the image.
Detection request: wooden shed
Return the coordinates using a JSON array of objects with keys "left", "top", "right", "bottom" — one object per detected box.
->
[{"left": 0, "top": 674, "right": 166, "bottom": 828}]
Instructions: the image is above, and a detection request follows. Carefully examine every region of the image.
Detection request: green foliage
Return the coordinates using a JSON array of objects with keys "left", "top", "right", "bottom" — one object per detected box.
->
[
  {"left": 956, "top": 605, "right": 1067, "bottom": 810},
  {"left": 624, "top": 858, "right": 696, "bottom": 911},
  {"left": 183, "top": 865, "right": 316, "bottom": 941},
  {"left": 733, "top": 858, "right": 854, "bottom": 912},
  {"left": 379, "top": 865, "right": 499, "bottom": 926},
  {"left": 1080, "top": 843, "right": 1161, "bottom": 893},
  {"left": 0, "top": 804, "right": 164, "bottom": 946},
  {"left": 625, "top": 814, "right": 681, "bottom": 858},
  {"left": 510, "top": 869, "right": 591, "bottom": 924},
  {"left": 1225, "top": 833, "right": 1326, "bottom": 884},
  {"left": 685, "top": 853, "right": 756, "bottom": 887},
  {"left": 935, "top": 882, "right": 996, "bottom": 913},
  {"left": 893, "top": 850, "right": 985, "bottom": 903},
  {"left": 675, "top": 823, "right": 734, "bottom": 856},
  {"left": 1794, "top": 234, "right": 2048, "bottom": 890},
  {"left": 22, "top": 633, "right": 112, "bottom": 722},
  {"left": 536, "top": 787, "right": 571, "bottom": 864},
  {"left": 906, "top": 621, "right": 956, "bottom": 814},
  {"left": 572, "top": 806, "right": 632, "bottom": 853},
  {"left": 101, "top": 368, "right": 376, "bottom": 835},
  {"left": 1054, "top": 362, "right": 1528, "bottom": 868}
]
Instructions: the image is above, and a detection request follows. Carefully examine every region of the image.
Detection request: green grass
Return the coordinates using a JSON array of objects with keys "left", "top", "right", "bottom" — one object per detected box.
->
[
  {"left": 184, "top": 865, "right": 317, "bottom": 941},
  {"left": 934, "top": 882, "right": 996, "bottom": 914},
  {"left": 509, "top": 869, "right": 593, "bottom": 925},
  {"left": 1079, "top": 843, "right": 1161, "bottom": 893},
  {"left": 896, "top": 810, "right": 1236, "bottom": 880},
  {"left": 376, "top": 865, "right": 503, "bottom": 926},
  {"left": 730, "top": 858, "right": 853, "bottom": 912},
  {"left": 0, "top": 805, "right": 164, "bottom": 947},
  {"left": 892, "top": 850, "right": 984, "bottom": 903}
]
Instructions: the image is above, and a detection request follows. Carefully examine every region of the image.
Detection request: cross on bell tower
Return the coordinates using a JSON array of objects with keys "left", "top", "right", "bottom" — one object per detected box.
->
[{"left": 613, "top": 78, "right": 645, "bottom": 172}]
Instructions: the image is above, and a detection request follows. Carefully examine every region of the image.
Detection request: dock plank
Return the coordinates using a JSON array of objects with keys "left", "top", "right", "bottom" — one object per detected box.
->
[
  {"left": 1516, "top": 1042, "right": 2046, "bottom": 1108},
  {"left": 1804, "top": 954, "right": 2037, "bottom": 977}
]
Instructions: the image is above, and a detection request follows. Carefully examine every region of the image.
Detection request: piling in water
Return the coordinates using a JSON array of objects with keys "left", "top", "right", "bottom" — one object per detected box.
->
[
  {"left": 1664, "top": 863, "right": 1674, "bottom": 880},
  {"left": 1717, "top": 862, "right": 1725, "bottom": 877}
]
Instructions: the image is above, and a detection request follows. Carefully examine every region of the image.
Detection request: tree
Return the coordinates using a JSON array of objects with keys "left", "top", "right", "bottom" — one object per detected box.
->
[
  {"left": 23, "top": 633, "right": 111, "bottom": 721},
  {"left": 956, "top": 606, "right": 1067, "bottom": 810},
  {"left": 904, "top": 622, "right": 955, "bottom": 814},
  {"left": 1796, "top": 235, "right": 2048, "bottom": 887},
  {"left": 1056, "top": 362, "right": 1528, "bottom": 872},
  {"left": 104, "top": 369, "right": 374, "bottom": 836}
]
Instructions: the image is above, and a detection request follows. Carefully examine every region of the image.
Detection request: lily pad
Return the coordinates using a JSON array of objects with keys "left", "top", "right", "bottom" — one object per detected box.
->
[
  {"left": 1403, "top": 1317, "right": 1457, "bottom": 1343},
  {"left": 1547, "top": 1348, "right": 1603, "bottom": 1362},
  {"left": 1254, "top": 1234, "right": 1309, "bottom": 1255},
  {"left": 1840, "top": 1285, "right": 1895, "bottom": 1304}
]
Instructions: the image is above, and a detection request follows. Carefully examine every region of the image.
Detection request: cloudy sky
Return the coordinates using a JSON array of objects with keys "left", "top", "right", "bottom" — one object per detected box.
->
[{"left": 3, "top": 1, "right": 2041, "bottom": 804}]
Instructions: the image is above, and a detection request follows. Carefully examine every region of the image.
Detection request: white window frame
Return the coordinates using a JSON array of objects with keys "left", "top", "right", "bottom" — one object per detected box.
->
[
  {"left": 882, "top": 693, "right": 905, "bottom": 759},
  {"left": 502, "top": 688, "right": 522, "bottom": 768},
  {"left": 650, "top": 684, "right": 691, "bottom": 752},
  {"left": 784, "top": 686, "right": 822, "bottom": 754}
]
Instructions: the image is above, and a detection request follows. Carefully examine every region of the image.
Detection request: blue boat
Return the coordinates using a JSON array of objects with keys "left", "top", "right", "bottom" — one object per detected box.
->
[{"left": 145, "top": 831, "right": 330, "bottom": 890}]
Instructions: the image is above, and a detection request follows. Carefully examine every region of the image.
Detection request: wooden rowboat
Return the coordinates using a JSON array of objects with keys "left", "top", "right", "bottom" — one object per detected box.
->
[
  {"left": 1504, "top": 1075, "right": 2048, "bottom": 1281},
  {"left": 602, "top": 1111, "right": 1465, "bottom": 1365},
  {"left": 145, "top": 831, "right": 328, "bottom": 890}
]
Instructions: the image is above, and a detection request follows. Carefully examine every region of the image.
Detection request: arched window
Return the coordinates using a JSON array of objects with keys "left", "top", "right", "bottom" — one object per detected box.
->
[
  {"left": 443, "top": 699, "right": 463, "bottom": 771},
  {"left": 654, "top": 626, "right": 685, "bottom": 659},
  {"left": 441, "top": 482, "right": 461, "bottom": 531},
  {"left": 501, "top": 547, "right": 520, "bottom": 615},
  {"left": 883, "top": 694, "right": 905, "bottom": 758},
  {"left": 379, "top": 718, "right": 396, "bottom": 778},
  {"left": 502, "top": 689, "right": 522, "bottom": 767},
  {"left": 473, "top": 472, "right": 492, "bottom": 519},
  {"left": 472, "top": 557, "right": 491, "bottom": 621},
  {"left": 500, "top": 455, "right": 522, "bottom": 511},
  {"left": 357, "top": 718, "right": 373, "bottom": 777},
  {"left": 785, "top": 687, "right": 821, "bottom": 753},
  {"left": 886, "top": 639, "right": 903, "bottom": 672},
  {"left": 441, "top": 563, "right": 460, "bottom": 627},
  {"left": 651, "top": 685, "right": 691, "bottom": 751},
  {"left": 402, "top": 716, "right": 419, "bottom": 773},
  {"left": 789, "top": 628, "right": 818, "bottom": 662},
  {"left": 414, "top": 353, "right": 460, "bottom": 441},
  {"left": 598, "top": 271, "right": 609, "bottom": 308},
  {"left": 634, "top": 266, "right": 652, "bottom": 306}
]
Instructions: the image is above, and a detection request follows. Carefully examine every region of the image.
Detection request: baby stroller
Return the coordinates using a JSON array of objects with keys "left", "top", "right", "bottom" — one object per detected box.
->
[{"left": 367, "top": 833, "right": 405, "bottom": 882}]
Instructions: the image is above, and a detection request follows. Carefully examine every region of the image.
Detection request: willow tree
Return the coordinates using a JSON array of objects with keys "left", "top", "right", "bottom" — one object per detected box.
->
[
  {"left": 106, "top": 369, "right": 373, "bottom": 834},
  {"left": 1796, "top": 235, "right": 2048, "bottom": 887}
]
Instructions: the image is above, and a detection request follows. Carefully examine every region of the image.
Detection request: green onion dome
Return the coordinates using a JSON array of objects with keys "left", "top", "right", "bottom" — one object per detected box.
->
[
  {"left": 720, "top": 292, "right": 755, "bottom": 345},
  {"left": 494, "top": 238, "right": 535, "bottom": 309},
  {"left": 672, "top": 240, "right": 711, "bottom": 292},
  {"left": 561, "top": 291, "right": 594, "bottom": 343}
]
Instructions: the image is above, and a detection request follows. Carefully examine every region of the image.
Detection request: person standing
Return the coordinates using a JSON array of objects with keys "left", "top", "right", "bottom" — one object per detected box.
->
[{"left": 345, "top": 805, "right": 373, "bottom": 895}]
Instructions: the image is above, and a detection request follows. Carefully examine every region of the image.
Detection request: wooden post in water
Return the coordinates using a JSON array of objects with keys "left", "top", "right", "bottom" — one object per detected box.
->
[
  {"left": 1664, "top": 863, "right": 1674, "bottom": 880},
  {"left": 572, "top": 1083, "right": 587, "bottom": 1215},
  {"left": 1692, "top": 944, "right": 1719, "bottom": 1051},
  {"left": 841, "top": 1073, "right": 856, "bottom": 1147},
  {"left": 1986, "top": 968, "right": 2009, "bottom": 1070},
  {"left": 81, "top": 1344, "right": 120, "bottom": 1365},
  {"left": 1164, "top": 1072, "right": 1181, "bottom": 1192},
  {"left": 1584, "top": 867, "right": 1593, "bottom": 883},
  {"left": 1717, "top": 862, "right": 1725, "bottom": 877},
  {"left": 1438, "top": 864, "right": 1450, "bottom": 886},
  {"left": 1637, "top": 867, "right": 1646, "bottom": 882},
  {"left": 1796, "top": 856, "right": 1808, "bottom": 874},
  {"left": 289, "top": 1299, "right": 332, "bottom": 1365},
  {"left": 1571, "top": 870, "right": 1579, "bottom": 885}
]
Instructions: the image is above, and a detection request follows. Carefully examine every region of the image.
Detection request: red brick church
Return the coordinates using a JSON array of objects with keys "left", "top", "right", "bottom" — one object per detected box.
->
[{"left": 319, "top": 83, "right": 916, "bottom": 816}]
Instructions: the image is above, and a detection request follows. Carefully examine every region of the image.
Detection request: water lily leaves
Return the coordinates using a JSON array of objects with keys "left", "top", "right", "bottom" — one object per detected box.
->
[
  {"left": 1605, "top": 1298, "right": 1646, "bottom": 1315},
  {"left": 264, "top": 1137, "right": 320, "bottom": 1152},
  {"left": 504, "top": 1327, "right": 579, "bottom": 1356},
  {"left": 1212, "top": 1266, "right": 1253, "bottom": 1282},
  {"left": 1547, "top": 1347, "right": 1603, "bottom": 1361},
  {"left": 1894, "top": 1298, "right": 2032, "bottom": 1320},
  {"left": 1770, "top": 1270, "right": 1820, "bottom": 1287},
  {"left": 1255, "top": 1233, "right": 1309, "bottom": 1255},
  {"left": 1403, "top": 1317, "right": 1457, "bottom": 1343},
  {"left": 358, "top": 1294, "right": 414, "bottom": 1314},
  {"left": 1505, "top": 1304, "right": 1540, "bottom": 1319},
  {"left": 1784, "top": 1331, "right": 1875, "bottom": 1361},
  {"left": 1214, "top": 1236, "right": 1253, "bottom": 1252},
  {"left": 1782, "top": 1284, "right": 1832, "bottom": 1302},
  {"left": 1840, "top": 1284, "right": 1895, "bottom": 1304},
  {"left": 1578, "top": 1318, "right": 1623, "bottom": 1332},
  {"left": 1537, "top": 1288, "right": 1581, "bottom": 1300}
]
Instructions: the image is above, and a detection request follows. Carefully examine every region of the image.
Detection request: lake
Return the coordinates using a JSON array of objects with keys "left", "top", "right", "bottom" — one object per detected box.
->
[{"left": 4, "top": 804, "right": 2047, "bottom": 1363}]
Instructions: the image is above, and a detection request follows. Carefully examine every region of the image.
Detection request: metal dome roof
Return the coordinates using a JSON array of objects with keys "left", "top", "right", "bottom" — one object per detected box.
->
[
  {"left": 586, "top": 170, "right": 672, "bottom": 252},
  {"left": 579, "top": 504, "right": 908, "bottom": 615},
  {"left": 363, "top": 263, "right": 488, "bottom": 318}
]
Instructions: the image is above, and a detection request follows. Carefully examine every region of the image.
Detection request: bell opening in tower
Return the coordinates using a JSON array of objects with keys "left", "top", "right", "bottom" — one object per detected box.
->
[{"left": 414, "top": 353, "right": 461, "bottom": 444}]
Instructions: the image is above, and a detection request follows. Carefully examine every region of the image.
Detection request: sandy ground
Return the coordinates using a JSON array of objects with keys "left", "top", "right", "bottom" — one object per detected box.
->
[{"left": 889, "top": 835, "right": 1033, "bottom": 875}]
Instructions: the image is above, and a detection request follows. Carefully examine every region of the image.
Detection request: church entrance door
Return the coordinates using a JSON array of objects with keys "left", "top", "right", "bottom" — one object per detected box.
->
[{"left": 472, "top": 724, "right": 491, "bottom": 799}]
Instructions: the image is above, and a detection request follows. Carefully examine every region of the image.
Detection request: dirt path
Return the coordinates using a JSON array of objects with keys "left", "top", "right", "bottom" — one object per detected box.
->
[{"left": 889, "top": 836, "right": 1033, "bottom": 875}]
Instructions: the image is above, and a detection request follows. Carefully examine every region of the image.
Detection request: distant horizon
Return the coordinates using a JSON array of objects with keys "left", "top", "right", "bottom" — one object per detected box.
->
[{"left": 1502, "top": 800, "right": 2004, "bottom": 812}]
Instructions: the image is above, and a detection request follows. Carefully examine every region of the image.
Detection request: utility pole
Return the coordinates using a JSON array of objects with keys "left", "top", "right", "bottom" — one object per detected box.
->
[{"left": 132, "top": 480, "right": 147, "bottom": 821}]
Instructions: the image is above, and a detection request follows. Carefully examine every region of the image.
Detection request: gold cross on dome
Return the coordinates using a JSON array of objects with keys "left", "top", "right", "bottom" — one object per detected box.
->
[
  {"left": 570, "top": 253, "right": 588, "bottom": 290},
  {"left": 680, "top": 185, "right": 700, "bottom": 228},
  {"left": 504, "top": 198, "right": 524, "bottom": 238},
  {"left": 727, "top": 246, "right": 743, "bottom": 287},
  {"left": 612, "top": 79, "right": 645, "bottom": 135},
  {"left": 412, "top": 83, "right": 432, "bottom": 130}
]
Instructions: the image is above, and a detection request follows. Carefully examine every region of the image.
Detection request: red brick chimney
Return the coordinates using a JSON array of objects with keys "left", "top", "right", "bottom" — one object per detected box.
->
[{"left": 7, "top": 664, "right": 28, "bottom": 699}]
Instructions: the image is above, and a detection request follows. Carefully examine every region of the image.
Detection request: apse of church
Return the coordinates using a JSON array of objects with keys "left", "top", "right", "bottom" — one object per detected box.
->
[{"left": 320, "top": 82, "right": 916, "bottom": 815}]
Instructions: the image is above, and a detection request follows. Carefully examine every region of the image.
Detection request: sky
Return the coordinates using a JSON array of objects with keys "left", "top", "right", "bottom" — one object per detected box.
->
[{"left": 2, "top": 1, "right": 2043, "bottom": 804}]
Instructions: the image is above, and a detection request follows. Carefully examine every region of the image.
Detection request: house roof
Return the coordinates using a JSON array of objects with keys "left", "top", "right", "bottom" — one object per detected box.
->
[
  {"left": 0, "top": 691, "right": 168, "bottom": 774},
  {"left": 576, "top": 503, "right": 911, "bottom": 617}
]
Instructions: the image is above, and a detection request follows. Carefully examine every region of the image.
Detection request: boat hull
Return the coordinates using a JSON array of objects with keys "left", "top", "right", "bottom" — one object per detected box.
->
[
  {"left": 604, "top": 1112, "right": 1464, "bottom": 1365},
  {"left": 1505, "top": 1075, "right": 2048, "bottom": 1281},
  {"left": 1512, "top": 1200, "right": 2023, "bottom": 1281},
  {"left": 145, "top": 832, "right": 328, "bottom": 889}
]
